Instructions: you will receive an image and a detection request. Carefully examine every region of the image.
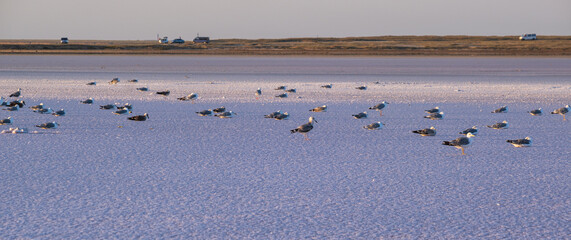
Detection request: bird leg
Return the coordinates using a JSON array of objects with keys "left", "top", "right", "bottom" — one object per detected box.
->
[
  {"left": 303, "top": 133, "right": 310, "bottom": 141},
  {"left": 461, "top": 147, "right": 465, "bottom": 155},
  {"left": 379, "top": 110, "right": 383, "bottom": 117}
]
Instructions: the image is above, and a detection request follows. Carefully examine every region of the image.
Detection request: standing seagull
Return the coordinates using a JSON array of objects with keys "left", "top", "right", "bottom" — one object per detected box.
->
[
  {"left": 291, "top": 117, "right": 316, "bottom": 140},
  {"left": 9, "top": 88, "right": 21, "bottom": 98},
  {"left": 487, "top": 120, "right": 509, "bottom": 129},
  {"left": 255, "top": 88, "right": 262, "bottom": 99},
  {"left": 369, "top": 101, "right": 389, "bottom": 116},
  {"left": 442, "top": 133, "right": 475, "bottom": 155},
  {"left": 506, "top": 137, "right": 532, "bottom": 147},
  {"left": 128, "top": 113, "right": 149, "bottom": 121},
  {"left": 551, "top": 105, "right": 569, "bottom": 121},
  {"left": 412, "top": 126, "right": 436, "bottom": 136},
  {"left": 492, "top": 106, "right": 508, "bottom": 113}
]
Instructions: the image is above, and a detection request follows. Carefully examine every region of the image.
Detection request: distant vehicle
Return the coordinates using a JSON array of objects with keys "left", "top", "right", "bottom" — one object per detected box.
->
[
  {"left": 171, "top": 37, "right": 185, "bottom": 44},
  {"left": 60, "top": 37, "right": 69, "bottom": 44},
  {"left": 519, "top": 33, "right": 537, "bottom": 40},
  {"left": 158, "top": 36, "right": 168, "bottom": 44},
  {"left": 193, "top": 36, "right": 210, "bottom": 43}
]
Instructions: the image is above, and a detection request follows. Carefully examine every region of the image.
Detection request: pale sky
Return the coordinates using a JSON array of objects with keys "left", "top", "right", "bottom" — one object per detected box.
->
[{"left": 1, "top": 0, "right": 569, "bottom": 40}]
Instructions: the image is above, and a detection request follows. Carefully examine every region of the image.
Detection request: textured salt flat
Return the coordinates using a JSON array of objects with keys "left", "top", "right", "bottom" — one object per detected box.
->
[{"left": 0, "top": 56, "right": 569, "bottom": 238}]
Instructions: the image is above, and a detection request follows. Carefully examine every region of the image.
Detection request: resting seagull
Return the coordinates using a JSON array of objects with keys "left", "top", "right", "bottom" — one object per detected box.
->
[
  {"left": 321, "top": 84, "right": 333, "bottom": 89},
  {"left": 137, "top": 87, "right": 149, "bottom": 92},
  {"left": 35, "top": 108, "right": 53, "bottom": 114},
  {"left": 551, "top": 105, "right": 569, "bottom": 121},
  {"left": 506, "top": 137, "right": 532, "bottom": 147},
  {"left": 459, "top": 126, "right": 478, "bottom": 135},
  {"left": 52, "top": 109, "right": 66, "bottom": 117},
  {"left": 178, "top": 93, "right": 198, "bottom": 103},
  {"left": 355, "top": 86, "right": 367, "bottom": 90},
  {"left": 528, "top": 108, "right": 543, "bottom": 116},
  {"left": 212, "top": 107, "right": 226, "bottom": 113},
  {"left": 196, "top": 109, "right": 213, "bottom": 116},
  {"left": 86, "top": 81, "right": 97, "bottom": 86},
  {"left": 0, "top": 117, "right": 13, "bottom": 125},
  {"left": 80, "top": 98, "right": 94, "bottom": 104},
  {"left": 424, "top": 112, "right": 444, "bottom": 120},
  {"left": 275, "top": 86, "right": 286, "bottom": 90},
  {"left": 352, "top": 111, "right": 368, "bottom": 119},
  {"left": 369, "top": 101, "right": 389, "bottom": 116},
  {"left": 442, "top": 133, "right": 475, "bottom": 155},
  {"left": 274, "top": 112, "right": 290, "bottom": 120},
  {"left": 156, "top": 90, "right": 170, "bottom": 96},
  {"left": 291, "top": 117, "right": 316, "bottom": 140},
  {"left": 310, "top": 105, "right": 327, "bottom": 112},
  {"left": 275, "top": 93, "right": 288, "bottom": 98},
  {"left": 128, "top": 113, "right": 149, "bottom": 121},
  {"left": 109, "top": 78, "right": 120, "bottom": 84},
  {"left": 363, "top": 122, "right": 383, "bottom": 130},
  {"left": 36, "top": 122, "right": 58, "bottom": 129},
  {"left": 487, "top": 120, "right": 509, "bottom": 129},
  {"left": 9, "top": 88, "right": 22, "bottom": 98},
  {"left": 412, "top": 126, "right": 436, "bottom": 136},
  {"left": 30, "top": 103, "right": 44, "bottom": 111},
  {"left": 264, "top": 110, "right": 282, "bottom": 119},
  {"left": 492, "top": 106, "right": 508, "bottom": 113},
  {"left": 425, "top": 107, "right": 440, "bottom": 114},
  {"left": 215, "top": 111, "right": 236, "bottom": 118}
]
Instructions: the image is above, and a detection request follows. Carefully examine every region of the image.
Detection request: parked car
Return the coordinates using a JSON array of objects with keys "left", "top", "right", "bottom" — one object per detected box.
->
[
  {"left": 519, "top": 33, "right": 537, "bottom": 40},
  {"left": 60, "top": 37, "right": 69, "bottom": 44},
  {"left": 172, "top": 37, "right": 185, "bottom": 44}
]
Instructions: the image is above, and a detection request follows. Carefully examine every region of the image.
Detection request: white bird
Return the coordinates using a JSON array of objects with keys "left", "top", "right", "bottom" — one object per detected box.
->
[
  {"left": 551, "top": 105, "right": 569, "bottom": 121},
  {"left": 424, "top": 111, "right": 444, "bottom": 120},
  {"left": 506, "top": 137, "right": 532, "bottom": 147},
  {"left": 442, "top": 132, "right": 475, "bottom": 155},
  {"left": 36, "top": 122, "right": 58, "bottom": 129},
  {"left": 1, "top": 127, "right": 28, "bottom": 134},
  {"left": 487, "top": 120, "right": 509, "bottom": 129},
  {"left": 412, "top": 126, "right": 436, "bottom": 136},
  {"left": 459, "top": 126, "right": 478, "bottom": 135},
  {"left": 492, "top": 106, "right": 508, "bottom": 113},
  {"left": 363, "top": 122, "right": 383, "bottom": 130},
  {"left": 310, "top": 105, "right": 327, "bottom": 112},
  {"left": 215, "top": 111, "right": 236, "bottom": 118},
  {"left": 369, "top": 101, "right": 389, "bottom": 116},
  {"left": 291, "top": 117, "right": 316, "bottom": 140},
  {"left": 0, "top": 117, "right": 13, "bottom": 125}
]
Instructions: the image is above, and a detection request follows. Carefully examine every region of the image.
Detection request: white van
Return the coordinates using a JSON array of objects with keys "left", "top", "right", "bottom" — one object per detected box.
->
[{"left": 519, "top": 33, "right": 537, "bottom": 40}]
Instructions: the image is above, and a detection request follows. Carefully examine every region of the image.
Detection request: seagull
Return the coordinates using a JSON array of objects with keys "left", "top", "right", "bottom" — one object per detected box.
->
[
  {"left": 128, "top": 113, "right": 149, "bottom": 121},
  {"left": 113, "top": 108, "right": 131, "bottom": 115},
  {"left": 80, "top": 98, "right": 94, "bottom": 104},
  {"left": 52, "top": 109, "right": 66, "bottom": 116},
  {"left": 425, "top": 106, "right": 440, "bottom": 114},
  {"left": 100, "top": 104, "right": 117, "bottom": 110},
  {"left": 275, "top": 93, "right": 288, "bottom": 98},
  {"left": 196, "top": 109, "right": 213, "bottom": 116},
  {"left": 412, "top": 126, "right": 436, "bottom": 136},
  {"left": 109, "top": 78, "right": 120, "bottom": 84},
  {"left": 212, "top": 107, "right": 226, "bottom": 113},
  {"left": 9, "top": 88, "right": 21, "bottom": 98},
  {"left": 3, "top": 105, "right": 19, "bottom": 111},
  {"left": 442, "top": 132, "right": 475, "bottom": 155},
  {"left": 487, "top": 120, "right": 509, "bottom": 129},
  {"left": 36, "top": 122, "right": 58, "bottom": 129},
  {"left": 0, "top": 97, "right": 5, "bottom": 106},
  {"left": 264, "top": 110, "right": 282, "bottom": 119},
  {"left": 285, "top": 88, "right": 296, "bottom": 93},
  {"left": 7, "top": 100, "right": 25, "bottom": 108},
  {"left": 369, "top": 101, "right": 389, "bottom": 116},
  {"left": 352, "top": 111, "right": 368, "bottom": 119},
  {"left": 310, "top": 105, "right": 327, "bottom": 112},
  {"left": 492, "top": 106, "right": 508, "bottom": 113},
  {"left": 35, "top": 108, "right": 53, "bottom": 114},
  {"left": 0, "top": 117, "right": 13, "bottom": 125},
  {"left": 118, "top": 103, "right": 133, "bottom": 110},
  {"left": 86, "top": 81, "right": 97, "bottom": 86},
  {"left": 274, "top": 112, "right": 290, "bottom": 120},
  {"left": 215, "top": 111, "right": 236, "bottom": 118},
  {"left": 256, "top": 88, "right": 262, "bottom": 96},
  {"left": 275, "top": 86, "right": 286, "bottom": 90},
  {"left": 156, "top": 90, "right": 170, "bottom": 96},
  {"left": 128, "top": 79, "right": 139, "bottom": 83},
  {"left": 137, "top": 87, "right": 149, "bottom": 92},
  {"left": 363, "top": 122, "right": 383, "bottom": 130},
  {"left": 424, "top": 112, "right": 444, "bottom": 120},
  {"left": 528, "top": 108, "right": 543, "bottom": 116},
  {"left": 30, "top": 103, "right": 44, "bottom": 111},
  {"left": 551, "top": 105, "right": 569, "bottom": 120},
  {"left": 291, "top": 117, "right": 316, "bottom": 140},
  {"left": 321, "top": 84, "right": 333, "bottom": 89},
  {"left": 506, "top": 137, "right": 532, "bottom": 147},
  {"left": 177, "top": 93, "right": 198, "bottom": 102},
  {"left": 355, "top": 86, "right": 367, "bottom": 90},
  {"left": 459, "top": 126, "right": 478, "bottom": 135}
]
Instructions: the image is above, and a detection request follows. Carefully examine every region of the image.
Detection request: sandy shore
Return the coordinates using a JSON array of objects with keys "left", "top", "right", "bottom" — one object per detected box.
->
[{"left": 1, "top": 36, "right": 570, "bottom": 56}]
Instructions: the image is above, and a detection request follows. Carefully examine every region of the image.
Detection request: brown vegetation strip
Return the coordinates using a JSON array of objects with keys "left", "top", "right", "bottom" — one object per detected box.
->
[{"left": 1, "top": 36, "right": 570, "bottom": 56}]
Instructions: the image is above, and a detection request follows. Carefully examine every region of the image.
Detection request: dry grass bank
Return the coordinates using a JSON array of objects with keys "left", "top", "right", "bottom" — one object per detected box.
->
[{"left": 1, "top": 36, "right": 570, "bottom": 56}]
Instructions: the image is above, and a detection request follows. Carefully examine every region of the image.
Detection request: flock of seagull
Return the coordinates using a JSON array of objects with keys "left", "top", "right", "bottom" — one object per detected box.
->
[{"left": 1, "top": 79, "right": 569, "bottom": 155}]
